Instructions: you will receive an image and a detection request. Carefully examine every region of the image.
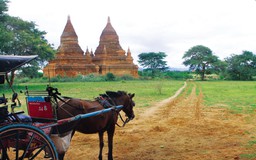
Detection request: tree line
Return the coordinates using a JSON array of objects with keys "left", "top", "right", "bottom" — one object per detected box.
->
[{"left": 138, "top": 46, "right": 256, "bottom": 81}]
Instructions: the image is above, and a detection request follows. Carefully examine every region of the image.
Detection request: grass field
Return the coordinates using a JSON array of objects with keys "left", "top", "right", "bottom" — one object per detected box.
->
[
  {"left": 1, "top": 80, "right": 184, "bottom": 113},
  {"left": 1, "top": 80, "right": 256, "bottom": 114},
  {"left": 196, "top": 81, "right": 256, "bottom": 114}
]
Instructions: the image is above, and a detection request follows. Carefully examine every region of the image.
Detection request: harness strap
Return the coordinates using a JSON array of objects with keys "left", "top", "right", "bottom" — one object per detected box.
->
[
  {"left": 96, "top": 96, "right": 114, "bottom": 108},
  {"left": 57, "top": 96, "right": 83, "bottom": 110},
  {"left": 116, "top": 112, "right": 130, "bottom": 127},
  {"left": 58, "top": 99, "right": 74, "bottom": 117}
]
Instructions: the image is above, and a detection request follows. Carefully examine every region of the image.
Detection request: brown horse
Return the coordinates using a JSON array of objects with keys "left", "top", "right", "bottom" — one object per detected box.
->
[{"left": 53, "top": 90, "right": 135, "bottom": 160}]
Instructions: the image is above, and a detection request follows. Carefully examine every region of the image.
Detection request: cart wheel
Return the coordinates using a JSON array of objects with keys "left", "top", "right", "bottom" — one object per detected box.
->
[{"left": 0, "top": 123, "right": 58, "bottom": 160}]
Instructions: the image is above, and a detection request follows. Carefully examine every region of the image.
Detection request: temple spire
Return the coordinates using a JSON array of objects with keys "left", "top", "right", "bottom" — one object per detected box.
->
[
  {"left": 94, "top": 17, "right": 122, "bottom": 57},
  {"left": 85, "top": 46, "right": 92, "bottom": 63},
  {"left": 60, "top": 15, "right": 78, "bottom": 44},
  {"left": 100, "top": 16, "right": 118, "bottom": 37},
  {"left": 57, "top": 15, "right": 84, "bottom": 56},
  {"left": 90, "top": 49, "right": 94, "bottom": 57},
  {"left": 85, "top": 46, "right": 90, "bottom": 55},
  {"left": 126, "top": 47, "right": 133, "bottom": 63},
  {"left": 127, "top": 47, "right": 131, "bottom": 57},
  {"left": 107, "top": 16, "right": 111, "bottom": 23}
]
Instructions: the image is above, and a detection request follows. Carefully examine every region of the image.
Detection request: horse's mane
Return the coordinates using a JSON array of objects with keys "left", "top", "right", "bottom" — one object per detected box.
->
[
  {"left": 116, "top": 91, "right": 128, "bottom": 95},
  {"left": 105, "top": 91, "right": 127, "bottom": 98}
]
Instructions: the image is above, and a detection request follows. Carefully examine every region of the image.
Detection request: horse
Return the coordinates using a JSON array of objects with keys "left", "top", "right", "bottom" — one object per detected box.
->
[{"left": 52, "top": 90, "right": 135, "bottom": 160}]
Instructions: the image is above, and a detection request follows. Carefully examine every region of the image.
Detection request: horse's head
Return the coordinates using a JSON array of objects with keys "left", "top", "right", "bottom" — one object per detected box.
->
[{"left": 106, "top": 91, "right": 135, "bottom": 120}]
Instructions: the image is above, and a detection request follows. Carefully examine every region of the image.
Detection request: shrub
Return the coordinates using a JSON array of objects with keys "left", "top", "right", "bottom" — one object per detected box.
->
[
  {"left": 164, "top": 71, "right": 192, "bottom": 80},
  {"left": 120, "top": 74, "right": 134, "bottom": 80},
  {"left": 105, "top": 73, "right": 116, "bottom": 81}
]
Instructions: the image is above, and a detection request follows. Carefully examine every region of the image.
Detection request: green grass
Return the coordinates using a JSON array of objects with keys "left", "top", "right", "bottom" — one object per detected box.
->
[
  {"left": 2, "top": 80, "right": 255, "bottom": 114},
  {"left": 197, "top": 81, "right": 256, "bottom": 114},
  {"left": 0, "top": 80, "right": 185, "bottom": 113}
]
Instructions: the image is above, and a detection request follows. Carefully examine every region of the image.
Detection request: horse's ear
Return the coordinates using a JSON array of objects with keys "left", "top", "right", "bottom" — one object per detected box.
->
[
  {"left": 129, "top": 93, "right": 135, "bottom": 99},
  {"left": 106, "top": 91, "right": 120, "bottom": 97}
]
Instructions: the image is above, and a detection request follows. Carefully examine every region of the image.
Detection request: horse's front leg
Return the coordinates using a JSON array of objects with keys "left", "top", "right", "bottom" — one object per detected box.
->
[
  {"left": 107, "top": 125, "right": 115, "bottom": 160},
  {"left": 98, "top": 131, "right": 104, "bottom": 160}
]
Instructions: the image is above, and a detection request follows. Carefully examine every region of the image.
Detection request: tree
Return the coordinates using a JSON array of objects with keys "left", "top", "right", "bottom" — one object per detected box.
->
[
  {"left": 0, "top": 0, "right": 8, "bottom": 19},
  {"left": 225, "top": 51, "right": 256, "bottom": 80},
  {"left": 138, "top": 52, "right": 168, "bottom": 77},
  {"left": 0, "top": 0, "right": 9, "bottom": 43},
  {"left": 0, "top": 16, "right": 56, "bottom": 63},
  {"left": 0, "top": 0, "right": 56, "bottom": 84},
  {"left": 182, "top": 45, "right": 220, "bottom": 80}
]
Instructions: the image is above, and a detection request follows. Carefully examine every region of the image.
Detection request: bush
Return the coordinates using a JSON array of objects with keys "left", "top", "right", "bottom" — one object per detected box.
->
[
  {"left": 164, "top": 71, "right": 192, "bottom": 80},
  {"left": 119, "top": 74, "right": 134, "bottom": 80},
  {"left": 105, "top": 72, "right": 116, "bottom": 81},
  {"left": 15, "top": 77, "right": 30, "bottom": 83},
  {"left": 82, "top": 74, "right": 105, "bottom": 82}
]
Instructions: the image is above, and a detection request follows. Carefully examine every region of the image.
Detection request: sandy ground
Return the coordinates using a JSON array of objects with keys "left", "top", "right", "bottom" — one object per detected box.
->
[{"left": 65, "top": 82, "right": 256, "bottom": 160}]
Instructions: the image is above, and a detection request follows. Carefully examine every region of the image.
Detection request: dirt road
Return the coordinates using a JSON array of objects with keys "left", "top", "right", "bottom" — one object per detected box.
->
[{"left": 65, "top": 82, "right": 256, "bottom": 160}]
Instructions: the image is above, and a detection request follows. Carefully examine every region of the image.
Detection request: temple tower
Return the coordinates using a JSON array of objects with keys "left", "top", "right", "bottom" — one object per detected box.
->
[
  {"left": 93, "top": 17, "right": 138, "bottom": 77},
  {"left": 43, "top": 16, "right": 138, "bottom": 78},
  {"left": 43, "top": 16, "right": 97, "bottom": 77}
]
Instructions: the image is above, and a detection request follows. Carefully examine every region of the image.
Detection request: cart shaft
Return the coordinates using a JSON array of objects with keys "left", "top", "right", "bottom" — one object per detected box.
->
[{"left": 40, "top": 105, "right": 123, "bottom": 129}]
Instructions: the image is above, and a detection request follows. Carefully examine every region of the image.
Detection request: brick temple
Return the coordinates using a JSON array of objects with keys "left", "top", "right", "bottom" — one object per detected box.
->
[{"left": 43, "top": 16, "right": 138, "bottom": 78}]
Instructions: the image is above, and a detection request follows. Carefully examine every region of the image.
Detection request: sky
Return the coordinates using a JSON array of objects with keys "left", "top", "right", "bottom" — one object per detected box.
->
[{"left": 7, "top": 0, "right": 256, "bottom": 68}]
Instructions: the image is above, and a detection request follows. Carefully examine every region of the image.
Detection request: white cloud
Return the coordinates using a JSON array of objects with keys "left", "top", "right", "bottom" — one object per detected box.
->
[{"left": 7, "top": 0, "right": 256, "bottom": 68}]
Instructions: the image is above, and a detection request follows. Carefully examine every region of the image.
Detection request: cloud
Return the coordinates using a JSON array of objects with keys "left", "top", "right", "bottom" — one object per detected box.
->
[{"left": 7, "top": 0, "right": 256, "bottom": 68}]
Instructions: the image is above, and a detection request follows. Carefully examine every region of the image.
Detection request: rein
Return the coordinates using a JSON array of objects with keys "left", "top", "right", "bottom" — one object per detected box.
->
[{"left": 116, "top": 113, "right": 130, "bottom": 127}]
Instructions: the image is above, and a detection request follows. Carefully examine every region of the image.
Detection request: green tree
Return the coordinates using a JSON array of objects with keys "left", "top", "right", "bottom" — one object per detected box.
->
[
  {"left": 138, "top": 52, "right": 168, "bottom": 77},
  {"left": 225, "top": 51, "right": 256, "bottom": 80},
  {"left": 0, "top": 0, "right": 56, "bottom": 84},
  {"left": 0, "top": 0, "right": 8, "bottom": 19},
  {"left": 1, "top": 16, "right": 55, "bottom": 64},
  {"left": 212, "top": 60, "right": 228, "bottom": 80},
  {"left": 182, "top": 45, "right": 220, "bottom": 81},
  {"left": 0, "top": 0, "right": 9, "bottom": 45}
]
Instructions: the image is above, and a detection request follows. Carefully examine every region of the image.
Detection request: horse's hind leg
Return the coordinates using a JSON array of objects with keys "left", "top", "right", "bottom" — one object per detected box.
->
[{"left": 98, "top": 131, "right": 104, "bottom": 160}]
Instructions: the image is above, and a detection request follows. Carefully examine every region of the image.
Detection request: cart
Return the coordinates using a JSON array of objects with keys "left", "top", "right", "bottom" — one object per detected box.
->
[{"left": 0, "top": 55, "right": 123, "bottom": 160}]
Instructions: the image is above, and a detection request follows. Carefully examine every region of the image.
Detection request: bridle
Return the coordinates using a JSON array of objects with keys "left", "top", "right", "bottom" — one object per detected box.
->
[
  {"left": 116, "top": 113, "right": 131, "bottom": 127},
  {"left": 102, "top": 93, "right": 133, "bottom": 128}
]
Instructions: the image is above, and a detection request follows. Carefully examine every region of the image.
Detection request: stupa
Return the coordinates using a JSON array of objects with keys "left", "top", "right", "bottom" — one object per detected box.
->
[{"left": 43, "top": 16, "right": 138, "bottom": 78}]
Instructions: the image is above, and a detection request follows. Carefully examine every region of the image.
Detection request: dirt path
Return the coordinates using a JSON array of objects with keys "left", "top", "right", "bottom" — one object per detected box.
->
[{"left": 65, "top": 82, "right": 256, "bottom": 160}]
